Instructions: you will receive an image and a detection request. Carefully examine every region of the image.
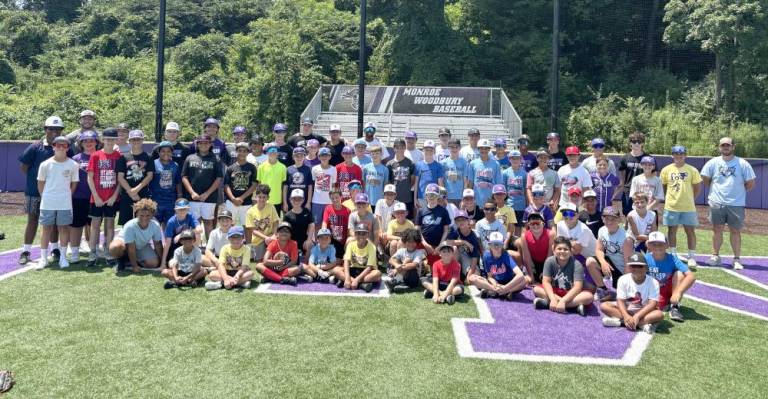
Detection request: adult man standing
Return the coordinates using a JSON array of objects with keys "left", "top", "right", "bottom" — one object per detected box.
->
[
  {"left": 618, "top": 131, "right": 655, "bottom": 216},
  {"left": 460, "top": 128, "right": 481, "bottom": 162},
  {"left": 434, "top": 128, "right": 452, "bottom": 162},
  {"left": 701, "top": 137, "right": 756, "bottom": 270},
  {"left": 327, "top": 124, "right": 346, "bottom": 166},
  {"left": 288, "top": 117, "right": 327, "bottom": 149},
  {"left": 545, "top": 132, "right": 566, "bottom": 171},
  {"left": 66, "top": 109, "right": 99, "bottom": 153},
  {"left": 660, "top": 145, "right": 702, "bottom": 269}
]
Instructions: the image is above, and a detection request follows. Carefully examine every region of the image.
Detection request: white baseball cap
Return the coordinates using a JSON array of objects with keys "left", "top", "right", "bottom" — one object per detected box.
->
[
  {"left": 531, "top": 184, "right": 545, "bottom": 193},
  {"left": 384, "top": 184, "right": 396, "bottom": 193},
  {"left": 478, "top": 139, "right": 491, "bottom": 148},
  {"left": 329, "top": 124, "right": 341, "bottom": 132},
  {"left": 489, "top": 231, "right": 505, "bottom": 245},
  {"left": 462, "top": 188, "right": 475, "bottom": 198},
  {"left": 393, "top": 202, "right": 407, "bottom": 212},
  {"left": 290, "top": 189, "right": 304, "bottom": 199},
  {"left": 423, "top": 140, "right": 435, "bottom": 149},
  {"left": 560, "top": 202, "right": 577, "bottom": 212},
  {"left": 79, "top": 109, "right": 96, "bottom": 118},
  {"left": 165, "top": 121, "right": 180, "bottom": 131},
  {"left": 648, "top": 231, "right": 667, "bottom": 244},
  {"left": 44, "top": 116, "right": 64, "bottom": 128}
]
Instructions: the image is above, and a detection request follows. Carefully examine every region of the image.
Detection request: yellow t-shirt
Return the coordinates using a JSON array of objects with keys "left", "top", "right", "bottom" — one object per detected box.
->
[
  {"left": 343, "top": 240, "right": 377, "bottom": 269},
  {"left": 496, "top": 205, "right": 518, "bottom": 230},
  {"left": 386, "top": 219, "right": 415, "bottom": 238},
  {"left": 342, "top": 199, "right": 372, "bottom": 213},
  {"left": 660, "top": 163, "right": 702, "bottom": 212},
  {"left": 218, "top": 244, "right": 251, "bottom": 271},
  {"left": 245, "top": 204, "right": 279, "bottom": 246},
  {"left": 257, "top": 161, "right": 287, "bottom": 205}
]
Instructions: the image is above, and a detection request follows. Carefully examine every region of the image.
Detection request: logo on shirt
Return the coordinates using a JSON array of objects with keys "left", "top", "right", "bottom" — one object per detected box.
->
[
  {"left": 315, "top": 170, "right": 332, "bottom": 192},
  {"left": 225, "top": 254, "right": 243, "bottom": 269},
  {"left": 475, "top": 168, "right": 494, "bottom": 189},
  {"left": 352, "top": 254, "right": 368, "bottom": 268},
  {"left": 159, "top": 169, "right": 174, "bottom": 189}
]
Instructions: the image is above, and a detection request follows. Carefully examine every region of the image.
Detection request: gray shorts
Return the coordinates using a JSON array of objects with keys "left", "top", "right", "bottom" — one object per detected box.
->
[
  {"left": 25, "top": 195, "right": 41, "bottom": 215},
  {"left": 39, "top": 209, "right": 73, "bottom": 226},
  {"left": 709, "top": 203, "right": 745, "bottom": 230},
  {"left": 135, "top": 244, "right": 158, "bottom": 262},
  {"left": 250, "top": 242, "right": 266, "bottom": 262}
]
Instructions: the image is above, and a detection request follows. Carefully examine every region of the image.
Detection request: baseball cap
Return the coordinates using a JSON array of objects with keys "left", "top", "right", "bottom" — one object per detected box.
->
[
  {"left": 354, "top": 223, "right": 369, "bottom": 233},
  {"left": 179, "top": 230, "right": 195, "bottom": 240},
  {"left": 290, "top": 189, "right": 304, "bottom": 199},
  {"left": 437, "top": 241, "right": 455, "bottom": 251},
  {"left": 174, "top": 198, "right": 191, "bottom": 209},
  {"left": 156, "top": 140, "right": 174, "bottom": 150},
  {"left": 317, "top": 228, "right": 332, "bottom": 237},
  {"left": 509, "top": 150, "right": 522, "bottom": 158},
  {"left": 565, "top": 146, "right": 580, "bottom": 156},
  {"left": 517, "top": 135, "right": 530, "bottom": 145},
  {"left": 307, "top": 139, "right": 320, "bottom": 147},
  {"left": 567, "top": 186, "right": 582, "bottom": 197},
  {"left": 393, "top": 138, "right": 406, "bottom": 147},
  {"left": 546, "top": 132, "right": 560, "bottom": 139},
  {"left": 79, "top": 110, "right": 96, "bottom": 118},
  {"left": 405, "top": 130, "right": 417, "bottom": 139},
  {"left": 265, "top": 144, "right": 278, "bottom": 153},
  {"left": 342, "top": 145, "right": 354, "bottom": 154},
  {"left": 116, "top": 123, "right": 129, "bottom": 130},
  {"left": 526, "top": 212, "right": 544, "bottom": 222},
  {"left": 583, "top": 189, "right": 597, "bottom": 199},
  {"left": 227, "top": 226, "right": 245, "bottom": 238},
  {"left": 454, "top": 210, "right": 469, "bottom": 220},
  {"left": 560, "top": 202, "right": 577, "bottom": 212},
  {"left": 235, "top": 141, "right": 249, "bottom": 151},
  {"left": 477, "top": 139, "right": 491, "bottom": 148},
  {"left": 601, "top": 206, "right": 620, "bottom": 218},
  {"left": 384, "top": 184, "right": 396, "bottom": 194},
  {"left": 425, "top": 184, "right": 440, "bottom": 196},
  {"left": 719, "top": 137, "right": 734, "bottom": 146},
  {"left": 329, "top": 124, "right": 341, "bottom": 132},
  {"left": 536, "top": 149, "right": 550, "bottom": 158},
  {"left": 165, "top": 121, "right": 180, "bottom": 131},
  {"left": 353, "top": 138, "right": 366, "bottom": 146},
  {"left": 591, "top": 138, "right": 606, "bottom": 147},
  {"left": 78, "top": 130, "right": 99, "bottom": 142},
  {"left": 196, "top": 134, "right": 212, "bottom": 143},
  {"left": 364, "top": 121, "right": 376, "bottom": 131},
  {"left": 293, "top": 146, "right": 307, "bottom": 155},
  {"left": 422, "top": 140, "right": 435, "bottom": 149},
  {"left": 640, "top": 156, "right": 655, "bottom": 165},
  {"left": 671, "top": 145, "right": 687, "bottom": 154},
  {"left": 354, "top": 193, "right": 369, "bottom": 204},
  {"left": 128, "top": 130, "right": 145, "bottom": 140},
  {"left": 489, "top": 232, "right": 505, "bottom": 245},
  {"left": 393, "top": 202, "right": 407, "bottom": 213},
  {"left": 277, "top": 222, "right": 293, "bottom": 232},
  {"left": 52, "top": 136, "right": 69, "bottom": 146},
  {"left": 233, "top": 126, "right": 247, "bottom": 135},
  {"left": 102, "top": 127, "right": 118, "bottom": 138},
  {"left": 318, "top": 147, "right": 331, "bottom": 156},
  {"left": 648, "top": 231, "right": 667, "bottom": 244},
  {"left": 302, "top": 117, "right": 314, "bottom": 125},
  {"left": 531, "top": 183, "right": 545, "bottom": 194},
  {"left": 462, "top": 188, "right": 475, "bottom": 198},
  {"left": 467, "top": 128, "right": 480, "bottom": 136},
  {"left": 492, "top": 184, "right": 506, "bottom": 195},
  {"left": 494, "top": 138, "right": 506, "bottom": 147},
  {"left": 626, "top": 253, "right": 648, "bottom": 267},
  {"left": 273, "top": 123, "right": 287, "bottom": 132},
  {"left": 203, "top": 117, "right": 220, "bottom": 127},
  {"left": 217, "top": 209, "right": 233, "bottom": 219},
  {"left": 348, "top": 179, "right": 362, "bottom": 188},
  {"left": 438, "top": 127, "right": 451, "bottom": 136},
  {"left": 44, "top": 116, "right": 64, "bottom": 128}
]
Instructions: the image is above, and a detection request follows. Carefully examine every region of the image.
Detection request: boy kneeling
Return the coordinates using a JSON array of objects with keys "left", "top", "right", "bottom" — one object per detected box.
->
[
  {"left": 421, "top": 241, "right": 464, "bottom": 305},
  {"left": 533, "top": 236, "right": 594, "bottom": 316},
  {"left": 162, "top": 229, "right": 207, "bottom": 289},
  {"left": 600, "top": 253, "right": 664, "bottom": 333},
  {"left": 333, "top": 223, "right": 382, "bottom": 292},
  {"left": 205, "top": 226, "right": 254, "bottom": 290}
]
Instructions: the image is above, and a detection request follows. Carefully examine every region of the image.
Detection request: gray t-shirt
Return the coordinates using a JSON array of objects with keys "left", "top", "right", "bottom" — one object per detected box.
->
[
  {"left": 347, "top": 211, "right": 380, "bottom": 237},
  {"left": 543, "top": 256, "right": 584, "bottom": 291},
  {"left": 392, "top": 247, "right": 426, "bottom": 274},
  {"left": 527, "top": 167, "right": 561, "bottom": 202},
  {"left": 119, "top": 219, "right": 163, "bottom": 250},
  {"left": 173, "top": 246, "right": 202, "bottom": 273}
]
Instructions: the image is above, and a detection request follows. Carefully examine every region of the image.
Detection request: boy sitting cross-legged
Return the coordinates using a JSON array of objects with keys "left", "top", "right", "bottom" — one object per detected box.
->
[
  {"left": 162, "top": 229, "right": 207, "bottom": 289},
  {"left": 384, "top": 228, "right": 426, "bottom": 294},
  {"left": 332, "top": 223, "right": 382, "bottom": 292},
  {"left": 202, "top": 210, "right": 234, "bottom": 271},
  {"left": 383, "top": 202, "right": 414, "bottom": 255},
  {"left": 421, "top": 241, "right": 464, "bottom": 305},
  {"left": 303, "top": 228, "right": 337, "bottom": 282},
  {"left": 205, "top": 226, "right": 254, "bottom": 290},
  {"left": 533, "top": 236, "right": 594, "bottom": 316},
  {"left": 600, "top": 253, "right": 664, "bottom": 334},
  {"left": 252, "top": 222, "right": 301, "bottom": 286},
  {"left": 470, "top": 232, "right": 526, "bottom": 300}
]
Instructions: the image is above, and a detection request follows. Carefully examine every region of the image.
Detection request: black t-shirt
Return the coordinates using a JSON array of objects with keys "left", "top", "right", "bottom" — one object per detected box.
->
[
  {"left": 464, "top": 204, "right": 485, "bottom": 225},
  {"left": 578, "top": 210, "right": 603, "bottom": 238},
  {"left": 283, "top": 208, "right": 314, "bottom": 248},
  {"left": 224, "top": 161, "right": 257, "bottom": 205},
  {"left": 287, "top": 133, "right": 327, "bottom": 149},
  {"left": 387, "top": 157, "right": 415, "bottom": 204},
  {"left": 547, "top": 150, "right": 567, "bottom": 171},
  {"left": 116, "top": 151, "right": 155, "bottom": 198},
  {"left": 328, "top": 140, "right": 346, "bottom": 166},
  {"left": 181, "top": 152, "right": 224, "bottom": 203},
  {"left": 619, "top": 152, "right": 655, "bottom": 193},
  {"left": 416, "top": 205, "right": 450, "bottom": 246},
  {"left": 284, "top": 164, "right": 314, "bottom": 208},
  {"left": 275, "top": 143, "right": 294, "bottom": 167},
  {"left": 152, "top": 142, "right": 191, "bottom": 169}
]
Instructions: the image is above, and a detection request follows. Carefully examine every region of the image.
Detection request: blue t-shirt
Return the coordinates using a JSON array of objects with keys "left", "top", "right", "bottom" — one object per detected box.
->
[
  {"left": 446, "top": 227, "right": 481, "bottom": 258},
  {"left": 495, "top": 156, "right": 511, "bottom": 171},
  {"left": 164, "top": 213, "right": 200, "bottom": 240},
  {"left": 309, "top": 244, "right": 336, "bottom": 266},
  {"left": 71, "top": 152, "right": 92, "bottom": 200},
  {"left": 416, "top": 205, "right": 450, "bottom": 246},
  {"left": 19, "top": 139, "right": 55, "bottom": 196},
  {"left": 503, "top": 167, "right": 527, "bottom": 211},
  {"left": 150, "top": 159, "right": 180, "bottom": 208},
  {"left": 353, "top": 155, "right": 372, "bottom": 167},
  {"left": 362, "top": 163, "right": 389, "bottom": 205},
  {"left": 415, "top": 160, "right": 444, "bottom": 200},
  {"left": 645, "top": 253, "right": 689, "bottom": 288},
  {"left": 121, "top": 219, "right": 163, "bottom": 249},
  {"left": 482, "top": 250, "right": 518, "bottom": 283},
  {"left": 467, "top": 158, "right": 502, "bottom": 206},
  {"left": 521, "top": 153, "right": 538, "bottom": 172},
  {"left": 440, "top": 157, "right": 468, "bottom": 200},
  {"left": 701, "top": 156, "right": 756, "bottom": 207}
]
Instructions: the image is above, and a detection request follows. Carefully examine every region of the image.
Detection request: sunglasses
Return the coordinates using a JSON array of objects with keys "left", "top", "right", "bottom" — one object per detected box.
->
[
  {"left": 355, "top": 232, "right": 368, "bottom": 236},
  {"left": 592, "top": 144, "right": 605, "bottom": 149},
  {"left": 561, "top": 210, "right": 576, "bottom": 218},
  {"left": 532, "top": 192, "right": 545, "bottom": 197},
  {"left": 527, "top": 221, "right": 543, "bottom": 226},
  {"left": 55, "top": 143, "right": 69, "bottom": 148},
  {"left": 484, "top": 208, "right": 497, "bottom": 212},
  {"left": 348, "top": 184, "right": 362, "bottom": 190},
  {"left": 630, "top": 140, "right": 643, "bottom": 144}
]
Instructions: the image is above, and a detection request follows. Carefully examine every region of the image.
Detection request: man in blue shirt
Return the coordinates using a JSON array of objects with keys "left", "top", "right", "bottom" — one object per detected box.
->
[
  {"left": 644, "top": 231, "right": 696, "bottom": 322},
  {"left": 465, "top": 139, "right": 502, "bottom": 207}
]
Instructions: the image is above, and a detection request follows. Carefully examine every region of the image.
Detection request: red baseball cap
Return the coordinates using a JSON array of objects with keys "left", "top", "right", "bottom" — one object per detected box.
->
[
  {"left": 565, "top": 146, "right": 580, "bottom": 156},
  {"left": 567, "top": 186, "right": 582, "bottom": 196}
]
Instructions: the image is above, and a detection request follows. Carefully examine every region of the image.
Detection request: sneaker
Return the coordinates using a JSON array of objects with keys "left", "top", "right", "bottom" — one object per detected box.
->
[
  {"left": 505, "top": 292, "right": 517, "bottom": 301},
  {"left": 328, "top": 275, "right": 337, "bottom": 285},
  {"left": 18, "top": 251, "right": 31, "bottom": 265},
  {"left": 164, "top": 281, "right": 177, "bottom": 289},
  {"left": 79, "top": 241, "right": 90, "bottom": 254},
  {"left": 708, "top": 255, "right": 721, "bottom": 267},
  {"left": 297, "top": 275, "right": 313, "bottom": 283},
  {"left": 480, "top": 289, "right": 490, "bottom": 299},
  {"left": 576, "top": 304, "right": 586, "bottom": 317},
  {"left": 393, "top": 284, "right": 410, "bottom": 294},
  {"left": 86, "top": 258, "right": 97, "bottom": 268},
  {"left": 360, "top": 282, "right": 373, "bottom": 293},
  {"left": 733, "top": 259, "right": 744, "bottom": 270},
  {"left": 317, "top": 270, "right": 330, "bottom": 280},
  {"left": 281, "top": 277, "right": 298, "bottom": 286},
  {"left": 51, "top": 248, "right": 61, "bottom": 263},
  {"left": 445, "top": 294, "right": 455, "bottom": 305},
  {"left": 669, "top": 306, "right": 685, "bottom": 322},
  {"left": 383, "top": 277, "right": 396, "bottom": 293},
  {"left": 260, "top": 277, "right": 271, "bottom": 284},
  {"left": 33, "top": 258, "right": 47, "bottom": 270},
  {"left": 533, "top": 297, "right": 549, "bottom": 310},
  {"left": 114, "top": 258, "right": 126, "bottom": 272},
  {"left": 602, "top": 316, "right": 622, "bottom": 327},
  {"left": 423, "top": 289, "right": 434, "bottom": 299},
  {"left": 205, "top": 281, "right": 223, "bottom": 291},
  {"left": 240, "top": 280, "right": 252, "bottom": 289},
  {"left": 687, "top": 257, "right": 698, "bottom": 271},
  {"left": 59, "top": 257, "right": 70, "bottom": 269},
  {"left": 70, "top": 253, "right": 80, "bottom": 264},
  {"left": 641, "top": 323, "right": 657, "bottom": 334}
]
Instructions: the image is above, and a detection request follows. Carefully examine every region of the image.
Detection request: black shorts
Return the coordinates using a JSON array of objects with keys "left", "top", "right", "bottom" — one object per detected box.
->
[
  {"left": 71, "top": 198, "right": 92, "bottom": 228},
  {"left": 590, "top": 256, "right": 623, "bottom": 289},
  {"left": 532, "top": 260, "right": 545, "bottom": 282},
  {"left": 118, "top": 197, "right": 136, "bottom": 226},
  {"left": 331, "top": 239, "right": 345, "bottom": 259},
  {"left": 348, "top": 268, "right": 364, "bottom": 278},
  {"left": 226, "top": 269, "right": 239, "bottom": 277},
  {"left": 89, "top": 203, "right": 118, "bottom": 218},
  {"left": 514, "top": 210, "right": 525, "bottom": 227},
  {"left": 438, "top": 282, "right": 464, "bottom": 296}
]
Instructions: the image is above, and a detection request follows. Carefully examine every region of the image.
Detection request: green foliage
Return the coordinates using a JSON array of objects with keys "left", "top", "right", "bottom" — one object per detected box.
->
[
  {"left": 0, "top": 57, "right": 14, "bottom": 84},
  {"left": 0, "top": 10, "right": 49, "bottom": 66}
]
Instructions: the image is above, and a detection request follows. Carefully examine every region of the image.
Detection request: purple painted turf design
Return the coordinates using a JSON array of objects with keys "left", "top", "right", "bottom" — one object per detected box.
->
[
  {"left": 0, "top": 248, "right": 40, "bottom": 275},
  {"left": 688, "top": 283, "right": 768, "bottom": 318},
  {"left": 265, "top": 280, "right": 381, "bottom": 294},
  {"left": 693, "top": 255, "right": 768, "bottom": 286},
  {"left": 464, "top": 289, "right": 637, "bottom": 358}
]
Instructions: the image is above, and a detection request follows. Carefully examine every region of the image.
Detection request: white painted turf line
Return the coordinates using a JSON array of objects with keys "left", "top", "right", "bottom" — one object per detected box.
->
[
  {"left": 253, "top": 282, "right": 391, "bottom": 298},
  {"left": 686, "top": 280, "right": 768, "bottom": 322},
  {"left": 451, "top": 286, "right": 654, "bottom": 367}
]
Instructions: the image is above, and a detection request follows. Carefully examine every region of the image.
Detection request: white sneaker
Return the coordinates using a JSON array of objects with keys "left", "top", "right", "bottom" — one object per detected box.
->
[
  {"left": 708, "top": 255, "right": 721, "bottom": 266},
  {"left": 59, "top": 257, "right": 70, "bottom": 269},
  {"left": 641, "top": 323, "right": 657, "bottom": 334},
  {"left": 205, "top": 281, "right": 223, "bottom": 291},
  {"left": 687, "top": 257, "right": 698, "bottom": 270},
  {"left": 733, "top": 259, "right": 744, "bottom": 270},
  {"left": 79, "top": 241, "right": 90, "bottom": 253},
  {"left": 602, "top": 316, "right": 622, "bottom": 327},
  {"left": 34, "top": 258, "right": 47, "bottom": 270},
  {"left": 71, "top": 253, "right": 80, "bottom": 263}
]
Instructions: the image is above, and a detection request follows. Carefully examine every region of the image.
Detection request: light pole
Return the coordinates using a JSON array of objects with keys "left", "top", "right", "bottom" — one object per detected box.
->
[
  {"left": 357, "top": 0, "right": 366, "bottom": 138},
  {"left": 550, "top": 0, "right": 560, "bottom": 132},
  {"left": 154, "top": 0, "right": 167, "bottom": 143}
]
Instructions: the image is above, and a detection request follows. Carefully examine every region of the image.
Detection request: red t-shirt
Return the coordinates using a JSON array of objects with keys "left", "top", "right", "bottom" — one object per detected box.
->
[
  {"left": 433, "top": 259, "right": 461, "bottom": 284},
  {"left": 323, "top": 204, "right": 350, "bottom": 242},
  {"left": 335, "top": 163, "right": 363, "bottom": 200},
  {"left": 87, "top": 149, "right": 122, "bottom": 203},
  {"left": 525, "top": 228, "right": 551, "bottom": 263},
  {"left": 266, "top": 239, "right": 299, "bottom": 266}
]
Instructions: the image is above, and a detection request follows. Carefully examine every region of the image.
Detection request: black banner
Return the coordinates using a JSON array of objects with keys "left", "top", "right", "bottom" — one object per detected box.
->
[{"left": 392, "top": 87, "right": 491, "bottom": 115}]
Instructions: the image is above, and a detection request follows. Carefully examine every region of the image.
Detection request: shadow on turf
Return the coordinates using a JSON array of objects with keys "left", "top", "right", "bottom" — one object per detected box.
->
[{"left": 654, "top": 306, "right": 711, "bottom": 335}]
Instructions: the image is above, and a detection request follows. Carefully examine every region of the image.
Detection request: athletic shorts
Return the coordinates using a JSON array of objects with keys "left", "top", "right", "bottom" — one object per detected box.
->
[
  {"left": 39, "top": 209, "right": 73, "bottom": 226},
  {"left": 250, "top": 242, "right": 266, "bottom": 262},
  {"left": 531, "top": 260, "right": 546, "bottom": 282},
  {"left": 419, "top": 278, "right": 464, "bottom": 296},
  {"left": 538, "top": 284, "right": 568, "bottom": 298},
  {"left": 348, "top": 268, "right": 365, "bottom": 278},
  {"left": 663, "top": 210, "right": 698, "bottom": 227},
  {"left": 71, "top": 198, "right": 91, "bottom": 228},
  {"left": 621, "top": 192, "right": 634, "bottom": 216},
  {"left": 514, "top": 210, "right": 525, "bottom": 227},
  {"left": 388, "top": 268, "right": 420, "bottom": 287},
  {"left": 155, "top": 207, "right": 175, "bottom": 226},
  {"left": 225, "top": 201, "right": 250, "bottom": 226},
  {"left": 226, "top": 269, "right": 239, "bottom": 277},
  {"left": 331, "top": 239, "right": 345, "bottom": 260},
  {"left": 311, "top": 202, "right": 328, "bottom": 227},
  {"left": 24, "top": 195, "right": 41, "bottom": 215},
  {"left": 189, "top": 202, "right": 216, "bottom": 220},
  {"left": 177, "top": 269, "right": 205, "bottom": 282},
  {"left": 709, "top": 203, "right": 745, "bottom": 230},
  {"left": 587, "top": 256, "right": 623, "bottom": 289},
  {"left": 118, "top": 197, "right": 137, "bottom": 226},
  {"left": 89, "top": 203, "right": 118, "bottom": 218},
  {"left": 657, "top": 282, "right": 674, "bottom": 310},
  {"left": 118, "top": 243, "right": 157, "bottom": 264}
]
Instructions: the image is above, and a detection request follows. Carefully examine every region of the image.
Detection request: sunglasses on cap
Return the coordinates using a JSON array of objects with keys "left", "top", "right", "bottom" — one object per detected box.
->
[
  {"left": 561, "top": 210, "right": 577, "bottom": 218},
  {"left": 591, "top": 143, "right": 605, "bottom": 149},
  {"left": 532, "top": 192, "right": 545, "bottom": 197},
  {"left": 348, "top": 184, "right": 362, "bottom": 190}
]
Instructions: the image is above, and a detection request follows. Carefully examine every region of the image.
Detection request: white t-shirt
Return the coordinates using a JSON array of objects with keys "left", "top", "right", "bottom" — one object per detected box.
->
[
  {"left": 629, "top": 174, "right": 664, "bottom": 202},
  {"left": 581, "top": 156, "right": 617, "bottom": 175},
  {"left": 206, "top": 227, "right": 230, "bottom": 256},
  {"left": 556, "top": 220, "right": 597, "bottom": 257},
  {"left": 626, "top": 210, "right": 656, "bottom": 240},
  {"left": 557, "top": 164, "right": 593, "bottom": 206},
  {"left": 374, "top": 199, "right": 399, "bottom": 231},
  {"left": 617, "top": 273, "right": 660, "bottom": 313},
  {"left": 597, "top": 226, "right": 627, "bottom": 272},
  {"left": 247, "top": 153, "right": 268, "bottom": 169},
  {"left": 434, "top": 145, "right": 452, "bottom": 162},
  {"left": 460, "top": 145, "right": 480, "bottom": 163},
  {"left": 173, "top": 246, "right": 202, "bottom": 273},
  {"left": 444, "top": 202, "right": 459, "bottom": 222},
  {"left": 311, "top": 165, "right": 338, "bottom": 204},
  {"left": 404, "top": 148, "right": 424, "bottom": 164},
  {"left": 365, "top": 138, "right": 391, "bottom": 160},
  {"left": 37, "top": 157, "right": 79, "bottom": 211}
]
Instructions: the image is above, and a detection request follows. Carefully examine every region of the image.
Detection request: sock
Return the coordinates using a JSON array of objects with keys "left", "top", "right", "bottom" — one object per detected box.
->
[
  {"left": 50, "top": 243, "right": 59, "bottom": 251},
  {"left": 40, "top": 248, "right": 48, "bottom": 261},
  {"left": 71, "top": 247, "right": 79, "bottom": 258},
  {"left": 260, "top": 268, "right": 282, "bottom": 283},
  {"left": 22, "top": 244, "right": 32, "bottom": 252},
  {"left": 688, "top": 250, "right": 695, "bottom": 258}
]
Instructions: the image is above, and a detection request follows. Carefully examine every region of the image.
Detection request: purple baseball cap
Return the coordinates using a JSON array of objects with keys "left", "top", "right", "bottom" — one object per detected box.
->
[
  {"left": 233, "top": 126, "right": 247, "bottom": 135},
  {"left": 354, "top": 193, "right": 369, "bottom": 204},
  {"left": 404, "top": 130, "right": 417, "bottom": 139},
  {"left": 272, "top": 123, "right": 287, "bottom": 132},
  {"left": 204, "top": 117, "right": 220, "bottom": 127},
  {"left": 425, "top": 183, "right": 440, "bottom": 195},
  {"left": 293, "top": 146, "right": 307, "bottom": 155},
  {"left": 307, "top": 139, "right": 319, "bottom": 147},
  {"left": 640, "top": 156, "right": 655, "bottom": 164},
  {"left": 341, "top": 145, "right": 354, "bottom": 154},
  {"left": 494, "top": 138, "right": 506, "bottom": 147},
  {"left": 492, "top": 184, "right": 506, "bottom": 195},
  {"left": 454, "top": 210, "right": 469, "bottom": 220}
]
